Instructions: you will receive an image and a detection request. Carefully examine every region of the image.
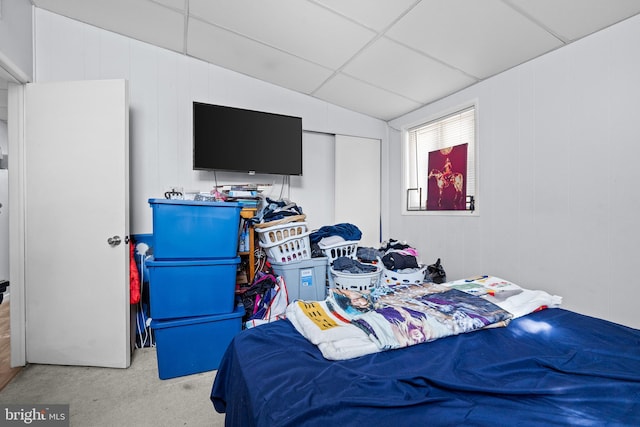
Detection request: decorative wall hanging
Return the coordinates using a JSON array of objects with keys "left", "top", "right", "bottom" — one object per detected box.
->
[{"left": 427, "top": 143, "right": 467, "bottom": 211}]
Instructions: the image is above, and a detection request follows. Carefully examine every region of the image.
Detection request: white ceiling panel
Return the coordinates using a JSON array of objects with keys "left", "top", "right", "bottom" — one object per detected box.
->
[
  {"left": 314, "top": 73, "right": 422, "bottom": 121},
  {"left": 189, "top": 0, "right": 376, "bottom": 69},
  {"left": 187, "top": 18, "right": 334, "bottom": 95},
  {"left": 29, "top": 0, "right": 640, "bottom": 121},
  {"left": 313, "top": 0, "right": 419, "bottom": 31},
  {"left": 507, "top": 0, "right": 640, "bottom": 42},
  {"left": 343, "top": 37, "right": 476, "bottom": 103},
  {"left": 386, "top": 0, "right": 564, "bottom": 79},
  {"left": 151, "top": 0, "right": 187, "bottom": 11}
]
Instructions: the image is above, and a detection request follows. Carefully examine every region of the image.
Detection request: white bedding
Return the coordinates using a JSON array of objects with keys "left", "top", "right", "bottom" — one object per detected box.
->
[
  {"left": 443, "top": 275, "right": 563, "bottom": 318},
  {"left": 287, "top": 275, "right": 562, "bottom": 361}
]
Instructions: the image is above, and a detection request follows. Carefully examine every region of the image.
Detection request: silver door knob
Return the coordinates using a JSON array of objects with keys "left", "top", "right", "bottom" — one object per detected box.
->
[{"left": 107, "top": 236, "right": 122, "bottom": 246}]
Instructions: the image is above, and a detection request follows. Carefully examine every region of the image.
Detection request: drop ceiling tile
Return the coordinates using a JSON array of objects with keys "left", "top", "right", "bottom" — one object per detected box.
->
[
  {"left": 32, "top": 0, "right": 185, "bottom": 53},
  {"left": 507, "top": 0, "right": 640, "bottom": 41},
  {"left": 314, "top": 73, "right": 421, "bottom": 121},
  {"left": 386, "top": 0, "right": 563, "bottom": 79},
  {"left": 187, "top": 18, "right": 334, "bottom": 94},
  {"left": 343, "top": 37, "right": 476, "bottom": 103},
  {"left": 189, "top": 0, "right": 376, "bottom": 69},
  {"left": 314, "top": 0, "right": 419, "bottom": 31},
  {"left": 152, "top": 0, "right": 187, "bottom": 12}
]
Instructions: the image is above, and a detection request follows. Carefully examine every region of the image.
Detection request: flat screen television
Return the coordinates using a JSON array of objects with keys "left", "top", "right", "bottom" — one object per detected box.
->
[{"left": 193, "top": 102, "right": 303, "bottom": 175}]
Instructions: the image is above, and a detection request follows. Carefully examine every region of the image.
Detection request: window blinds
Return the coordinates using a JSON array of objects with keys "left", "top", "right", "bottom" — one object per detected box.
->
[{"left": 407, "top": 106, "right": 475, "bottom": 210}]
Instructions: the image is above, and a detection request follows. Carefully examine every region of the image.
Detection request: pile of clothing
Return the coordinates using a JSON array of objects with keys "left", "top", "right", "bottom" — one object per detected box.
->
[
  {"left": 251, "top": 198, "right": 305, "bottom": 226},
  {"left": 357, "top": 239, "right": 447, "bottom": 284},
  {"left": 378, "top": 240, "right": 420, "bottom": 271},
  {"left": 356, "top": 239, "right": 419, "bottom": 270},
  {"left": 310, "top": 223, "right": 362, "bottom": 258},
  {"left": 331, "top": 257, "right": 378, "bottom": 274},
  {"left": 238, "top": 268, "right": 289, "bottom": 329}
]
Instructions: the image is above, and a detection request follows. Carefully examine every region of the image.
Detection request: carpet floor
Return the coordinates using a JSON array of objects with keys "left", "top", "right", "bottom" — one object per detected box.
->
[{"left": 0, "top": 347, "right": 225, "bottom": 427}]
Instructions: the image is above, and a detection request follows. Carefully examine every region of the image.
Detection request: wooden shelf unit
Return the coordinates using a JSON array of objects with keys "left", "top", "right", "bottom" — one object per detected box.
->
[{"left": 239, "top": 208, "right": 257, "bottom": 283}]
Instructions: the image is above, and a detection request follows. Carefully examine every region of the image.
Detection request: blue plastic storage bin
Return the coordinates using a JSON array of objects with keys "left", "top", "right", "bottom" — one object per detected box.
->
[
  {"left": 148, "top": 199, "right": 242, "bottom": 260},
  {"left": 151, "top": 306, "right": 244, "bottom": 379},
  {"left": 146, "top": 256, "right": 240, "bottom": 319},
  {"left": 271, "top": 257, "right": 329, "bottom": 301}
]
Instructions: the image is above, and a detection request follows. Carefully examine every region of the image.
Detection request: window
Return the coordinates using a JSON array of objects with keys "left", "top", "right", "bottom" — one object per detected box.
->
[{"left": 404, "top": 105, "right": 476, "bottom": 213}]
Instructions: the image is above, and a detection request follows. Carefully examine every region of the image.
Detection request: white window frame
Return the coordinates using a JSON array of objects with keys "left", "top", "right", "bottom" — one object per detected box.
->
[{"left": 401, "top": 101, "right": 479, "bottom": 216}]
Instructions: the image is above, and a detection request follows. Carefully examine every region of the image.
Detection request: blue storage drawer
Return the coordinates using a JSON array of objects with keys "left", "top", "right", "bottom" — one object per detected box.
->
[
  {"left": 146, "top": 257, "right": 240, "bottom": 319},
  {"left": 151, "top": 306, "right": 244, "bottom": 379},
  {"left": 148, "top": 199, "right": 241, "bottom": 260}
]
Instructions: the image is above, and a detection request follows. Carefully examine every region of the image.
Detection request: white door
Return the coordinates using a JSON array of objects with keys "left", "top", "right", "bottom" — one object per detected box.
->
[
  {"left": 21, "top": 80, "right": 130, "bottom": 368},
  {"left": 334, "top": 135, "right": 381, "bottom": 247}
]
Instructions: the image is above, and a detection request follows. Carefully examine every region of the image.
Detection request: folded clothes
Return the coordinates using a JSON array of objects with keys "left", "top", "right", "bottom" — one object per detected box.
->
[
  {"left": 332, "top": 257, "right": 378, "bottom": 273},
  {"left": 356, "top": 247, "right": 385, "bottom": 263},
  {"left": 381, "top": 252, "right": 419, "bottom": 270},
  {"left": 317, "top": 235, "right": 346, "bottom": 247}
]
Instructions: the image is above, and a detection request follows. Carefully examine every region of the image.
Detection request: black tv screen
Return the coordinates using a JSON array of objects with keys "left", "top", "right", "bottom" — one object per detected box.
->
[{"left": 193, "top": 102, "right": 303, "bottom": 175}]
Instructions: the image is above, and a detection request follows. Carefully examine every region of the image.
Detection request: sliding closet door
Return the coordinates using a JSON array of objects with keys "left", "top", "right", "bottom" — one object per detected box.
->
[
  {"left": 289, "top": 132, "right": 335, "bottom": 231},
  {"left": 22, "top": 80, "right": 130, "bottom": 368},
  {"left": 334, "top": 135, "right": 381, "bottom": 247}
]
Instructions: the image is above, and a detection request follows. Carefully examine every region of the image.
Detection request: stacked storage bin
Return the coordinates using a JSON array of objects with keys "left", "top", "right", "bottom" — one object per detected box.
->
[
  {"left": 146, "top": 199, "right": 244, "bottom": 379},
  {"left": 256, "top": 221, "right": 328, "bottom": 301}
]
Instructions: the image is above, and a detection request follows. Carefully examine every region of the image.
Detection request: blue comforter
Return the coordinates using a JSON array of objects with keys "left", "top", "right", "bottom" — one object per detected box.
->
[{"left": 211, "top": 308, "right": 640, "bottom": 426}]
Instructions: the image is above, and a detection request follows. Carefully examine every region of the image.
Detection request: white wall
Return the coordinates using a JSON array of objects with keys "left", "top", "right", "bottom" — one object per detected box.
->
[
  {"left": 389, "top": 14, "right": 640, "bottom": 329},
  {"left": 33, "top": 9, "right": 388, "bottom": 235}
]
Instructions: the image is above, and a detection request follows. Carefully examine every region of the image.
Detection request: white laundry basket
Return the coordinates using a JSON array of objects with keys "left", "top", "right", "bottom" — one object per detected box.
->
[
  {"left": 255, "top": 222, "right": 308, "bottom": 245},
  {"left": 318, "top": 240, "right": 360, "bottom": 263},
  {"left": 380, "top": 265, "right": 428, "bottom": 286},
  {"left": 260, "top": 232, "right": 312, "bottom": 264},
  {"left": 329, "top": 264, "right": 382, "bottom": 293}
]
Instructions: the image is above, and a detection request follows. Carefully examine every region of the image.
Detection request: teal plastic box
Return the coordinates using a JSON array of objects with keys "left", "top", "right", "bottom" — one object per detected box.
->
[
  {"left": 146, "top": 256, "right": 240, "bottom": 319},
  {"left": 151, "top": 306, "right": 243, "bottom": 379},
  {"left": 148, "top": 199, "right": 241, "bottom": 260},
  {"left": 271, "top": 257, "right": 328, "bottom": 301}
]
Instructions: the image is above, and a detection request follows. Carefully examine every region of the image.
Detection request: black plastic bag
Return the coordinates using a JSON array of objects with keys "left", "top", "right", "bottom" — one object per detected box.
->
[{"left": 427, "top": 258, "right": 447, "bottom": 284}]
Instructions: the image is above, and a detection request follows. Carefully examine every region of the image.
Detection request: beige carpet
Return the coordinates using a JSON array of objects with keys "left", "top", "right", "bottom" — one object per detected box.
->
[{"left": 0, "top": 347, "right": 226, "bottom": 427}]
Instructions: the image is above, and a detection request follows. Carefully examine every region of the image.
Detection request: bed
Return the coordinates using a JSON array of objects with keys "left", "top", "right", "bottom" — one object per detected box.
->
[{"left": 210, "top": 277, "right": 640, "bottom": 426}]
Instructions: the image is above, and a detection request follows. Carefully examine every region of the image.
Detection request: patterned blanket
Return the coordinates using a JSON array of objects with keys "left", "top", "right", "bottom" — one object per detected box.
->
[{"left": 287, "top": 281, "right": 515, "bottom": 360}]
